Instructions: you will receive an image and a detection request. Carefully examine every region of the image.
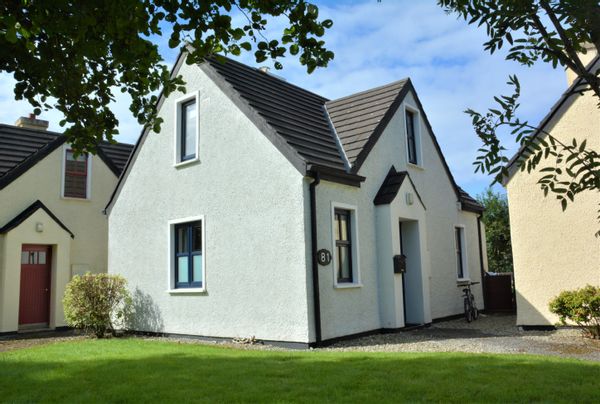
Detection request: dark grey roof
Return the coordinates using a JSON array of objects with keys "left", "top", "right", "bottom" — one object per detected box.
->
[
  {"left": 458, "top": 187, "right": 483, "bottom": 213},
  {"left": 374, "top": 167, "right": 408, "bottom": 205},
  {"left": 373, "top": 166, "right": 426, "bottom": 209},
  {"left": 0, "top": 123, "right": 134, "bottom": 190},
  {"left": 0, "top": 124, "right": 63, "bottom": 177},
  {"left": 206, "top": 57, "right": 347, "bottom": 170},
  {"left": 326, "top": 80, "right": 409, "bottom": 167},
  {"left": 105, "top": 52, "right": 481, "bottom": 213},
  {"left": 0, "top": 199, "right": 74, "bottom": 238},
  {"left": 98, "top": 142, "right": 134, "bottom": 176}
]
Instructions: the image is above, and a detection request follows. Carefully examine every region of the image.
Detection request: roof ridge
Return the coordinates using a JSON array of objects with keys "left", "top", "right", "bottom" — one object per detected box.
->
[
  {"left": 207, "top": 55, "right": 330, "bottom": 103},
  {"left": 327, "top": 78, "right": 409, "bottom": 105}
]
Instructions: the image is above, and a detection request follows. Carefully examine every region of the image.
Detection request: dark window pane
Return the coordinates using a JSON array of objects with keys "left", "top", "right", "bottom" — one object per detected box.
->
[
  {"left": 176, "top": 226, "right": 188, "bottom": 254},
  {"left": 455, "top": 228, "right": 464, "bottom": 278},
  {"left": 406, "top": 110, "right": 417, "bottom": 164},
  {"left": 192, "top": 221, "right": 202, "bottom": 252}
]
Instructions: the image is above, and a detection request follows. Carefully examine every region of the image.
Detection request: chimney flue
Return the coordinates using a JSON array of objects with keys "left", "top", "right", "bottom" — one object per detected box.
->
[
  {"left": 15, "top": 114, "right": 49, "bottom": 131},
  {"left": 566, "top": 43, "right": 598, "bottom": 86}
]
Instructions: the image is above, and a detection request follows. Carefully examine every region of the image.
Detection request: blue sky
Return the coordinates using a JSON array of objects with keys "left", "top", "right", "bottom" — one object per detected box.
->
[{"left": 0, "top": 0, "right": 567, "bottom": 197}]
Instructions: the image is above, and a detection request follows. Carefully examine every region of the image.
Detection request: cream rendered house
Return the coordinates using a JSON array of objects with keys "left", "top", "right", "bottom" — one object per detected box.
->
[
  {"left": 504, "top": 46, "right": 600, "bottom": 327},
  {"left": 107, "top": 52, "right": 487, "bottom": 347},
  {"left": 0, "top": 116, "right": 133, "bottom": 334}
]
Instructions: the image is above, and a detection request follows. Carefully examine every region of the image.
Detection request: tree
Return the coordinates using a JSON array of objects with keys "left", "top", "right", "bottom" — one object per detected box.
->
[
  {"left": 477, "top": 189, "right": 513, "bottom": 273},
  {"left": 438, "top": 0, "right": 600, "bottom": 234},
  {"left": 0, "top": 1, "right": 334, "bottom": 153}
]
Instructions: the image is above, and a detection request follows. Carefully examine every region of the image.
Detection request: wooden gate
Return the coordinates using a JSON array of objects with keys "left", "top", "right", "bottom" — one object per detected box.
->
[
  {"left": 19, "top": 245, "right": 52, "bottom": 326},
  {"left": 484, "top": 273, "right": 515, "bottom": 313}
]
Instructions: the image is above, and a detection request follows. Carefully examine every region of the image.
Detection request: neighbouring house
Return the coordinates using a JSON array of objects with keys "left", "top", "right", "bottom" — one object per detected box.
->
[
  {"left": 0, "top": 116, "right": 133, "bottom": 334},
  {"left": 504, "top": 45, "right": 600, "bottom": 327},
  {"left": 106, "top": 51, "right": 487, "bottom": 347}
]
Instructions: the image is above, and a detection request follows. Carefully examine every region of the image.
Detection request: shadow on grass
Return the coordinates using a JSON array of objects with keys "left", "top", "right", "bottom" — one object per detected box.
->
[{"left": 0, "top": 339, "right": 598, "bottom": 403}]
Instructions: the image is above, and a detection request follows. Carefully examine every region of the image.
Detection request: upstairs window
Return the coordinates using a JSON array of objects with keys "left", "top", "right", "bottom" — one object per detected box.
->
[
  {"left": 334, "top": 209, "right": 353, "bottom": 284},
  {"left": 63, "top": 149, "right": 89, "bottom": 199},
  {"left": 176, "top": 95, "right": 198, "bottom": 164},
  {"left": 406, "top": 109, "right": 418, "bottom": 165},
  {"left": 174, "top": 220, "right": 204, "bottom": 289}
]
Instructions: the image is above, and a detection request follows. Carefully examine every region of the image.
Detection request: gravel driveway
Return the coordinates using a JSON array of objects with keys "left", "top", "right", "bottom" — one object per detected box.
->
[
  {"left": 325, "top": 314, "right": 600, "bottom": 361},
  {"left": 2, "top": 315, "right": 599, "bottom": 361}
]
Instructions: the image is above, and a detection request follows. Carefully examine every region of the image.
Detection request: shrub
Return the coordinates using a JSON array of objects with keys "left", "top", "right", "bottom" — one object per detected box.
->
[
  {"left": 63, "top": 273, "right": 132, "bottom": 338},
  {"left": 549, "top": 285, "right": 600, "bottom": 339}
]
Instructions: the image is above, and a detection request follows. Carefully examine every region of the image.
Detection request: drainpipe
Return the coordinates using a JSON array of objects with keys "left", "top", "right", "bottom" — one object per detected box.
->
[
  {"left": 477, "top": 214, "right": 487, "bottom": 310},
  {"left": 309, "top": 172, "right": 322, "bottom": 344}
]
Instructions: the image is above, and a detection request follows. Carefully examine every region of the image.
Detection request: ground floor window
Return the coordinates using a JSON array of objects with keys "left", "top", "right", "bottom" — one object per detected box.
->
[
  {"left": 331, "top": 203, "right": 360, "bottom": 287},
  {"left": 455, "top": 226, "right": 467, "bottom": 279},
  {"left": 173, "top": 219, "right": 204, "bottom": 289}
]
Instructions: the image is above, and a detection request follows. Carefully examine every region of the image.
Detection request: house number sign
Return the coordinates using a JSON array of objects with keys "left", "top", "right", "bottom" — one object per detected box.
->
[{"left": 317, "top": 249, "right": 332, "bottom": 266}]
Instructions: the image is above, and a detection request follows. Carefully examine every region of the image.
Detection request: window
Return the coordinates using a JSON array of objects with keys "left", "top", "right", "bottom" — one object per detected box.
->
[
  {"left": 179, "top": 98, "right": 197, "bottom": 163},
  {"left": 174, "top": 220, "right": 203, "bottom": 288},
  {"left": 455, "top": 227, "right": 467, "bottom": 279},
  {"left": 63, "top": 149, "right": 89, "bottom": 198},
  {"left": 334, "top": 209, "right": 353, "bottom": 283},
  {"left": 406, "top": 109, "right": 418, "bottom": 165}
]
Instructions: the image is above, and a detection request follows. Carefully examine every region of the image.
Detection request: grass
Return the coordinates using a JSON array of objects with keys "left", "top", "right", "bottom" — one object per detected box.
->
[{"left": 1, "top": 338, "right": 599, "bottom": 403}]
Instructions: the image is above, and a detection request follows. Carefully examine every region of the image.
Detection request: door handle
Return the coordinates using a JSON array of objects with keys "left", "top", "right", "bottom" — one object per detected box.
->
[{"left": 45, "top": 288, "right": 49, "bottom": 292}]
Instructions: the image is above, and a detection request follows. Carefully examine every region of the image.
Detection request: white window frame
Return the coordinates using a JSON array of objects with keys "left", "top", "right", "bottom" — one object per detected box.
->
[
  {"left": 330, "top": 202, "right": 362, "bottom": 289},
  {"left": 60, "top": 145, "right": 92, "bottom": 200},
  {"left": 167, "top": 215, "right": 206, "bottom": 294},
  {"left": 403, "top": 103, "right": 423, "bottom": 169},
  {"left": 173, "top": 91, "right": 200, "bottom": 167},
  {"left": 454, "top": 224, "right": 469, "bottom": 281}
]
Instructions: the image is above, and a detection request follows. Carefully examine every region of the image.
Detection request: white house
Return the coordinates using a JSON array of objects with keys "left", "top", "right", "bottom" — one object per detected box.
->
[
  {"left": 106, "top": 52, "right": 487, "bottom": 347},
  {"left": 0, "top": 116, "right": 133, "bottom": 334}
]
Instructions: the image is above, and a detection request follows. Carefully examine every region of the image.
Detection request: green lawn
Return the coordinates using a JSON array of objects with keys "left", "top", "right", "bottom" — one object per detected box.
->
[{"left": 1, "top": 339, "right": 599, "bottom": 403}]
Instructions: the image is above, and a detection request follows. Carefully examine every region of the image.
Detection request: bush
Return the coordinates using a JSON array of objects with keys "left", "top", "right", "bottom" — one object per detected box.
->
[
  {"left": 63, "top": 273, "right": 132, "bottom": 338},
  {"left": 549, "top": 285, "right": 600, "bottom": 339}
]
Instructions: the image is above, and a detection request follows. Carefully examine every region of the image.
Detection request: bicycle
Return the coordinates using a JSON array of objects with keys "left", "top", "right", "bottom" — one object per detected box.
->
[{"left": 458, "top": 281, "right": 479, "bottom": 322}]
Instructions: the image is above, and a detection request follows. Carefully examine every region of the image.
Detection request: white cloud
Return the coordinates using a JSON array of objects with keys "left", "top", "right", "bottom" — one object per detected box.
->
[{"left": 0, "top": 0, "right": 568, "bottom": 197}]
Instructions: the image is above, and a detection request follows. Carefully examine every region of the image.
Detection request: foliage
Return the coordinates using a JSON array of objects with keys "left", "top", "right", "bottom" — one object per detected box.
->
[
  {"left": 2, "top": 340, "right": 600, "bottom": 402},
  {"left": 549, "top": 284, "right": 600, "bottom": 339},
  {"left": 477, "top": 188, "right": 513, "bottom": 273},
  {"left": 0, "top": 1, "right": 334, "bottom": 153},
  {"left": 439, "top": 0, "right": 600, "bottom": 234},
  {"left": 63, "top": 273, "right": 132, "bottom": 338}
]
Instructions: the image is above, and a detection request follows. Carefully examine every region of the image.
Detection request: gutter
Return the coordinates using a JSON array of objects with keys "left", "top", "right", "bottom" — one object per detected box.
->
[
  {"left": 477, "top": 214, "right": 487, "bottom": 310},
  {"left": 309, "top": 172, "right": 322, "bottom": 344}
]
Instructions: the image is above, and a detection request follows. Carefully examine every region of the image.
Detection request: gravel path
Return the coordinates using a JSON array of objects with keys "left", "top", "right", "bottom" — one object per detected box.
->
[
  {"left": 2, "top": 315, "right": 599, "bottom": 361},
  {"left": 325, "top": 314, "right": 600, "bottom": 361}
]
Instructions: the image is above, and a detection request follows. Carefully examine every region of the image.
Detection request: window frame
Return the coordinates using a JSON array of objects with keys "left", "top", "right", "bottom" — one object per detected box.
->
[
  {"left": 454, "top": 225, "right": 468, "bottom": 281},
  {"left": 403, "top": 104, "right": 422, "bottom": 168},
  {"left": 167, "top": 215, "right": 206, "bottom": 293},
  {"left": 61, "top": 146, "right": 92, "bottom": 200},
  {"left": 330, "top": 202, "right": 361, "bottom": 288},
  {"left": 173, "top": 91, "right": 200, "bottom": 167}
]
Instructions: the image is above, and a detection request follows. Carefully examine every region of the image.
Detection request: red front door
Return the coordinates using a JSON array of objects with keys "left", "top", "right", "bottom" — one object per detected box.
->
[{"left": 19, "top": 245, "right": 51, "bottom": 326}]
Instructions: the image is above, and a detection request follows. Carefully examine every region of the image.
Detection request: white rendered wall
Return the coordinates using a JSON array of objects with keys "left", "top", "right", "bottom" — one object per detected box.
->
[
  {"left": 108, "top": 62, "right": 311, "bottom": 343},
  {"left": 312, "top": 90, "right": 484, "bottom": 340}
]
